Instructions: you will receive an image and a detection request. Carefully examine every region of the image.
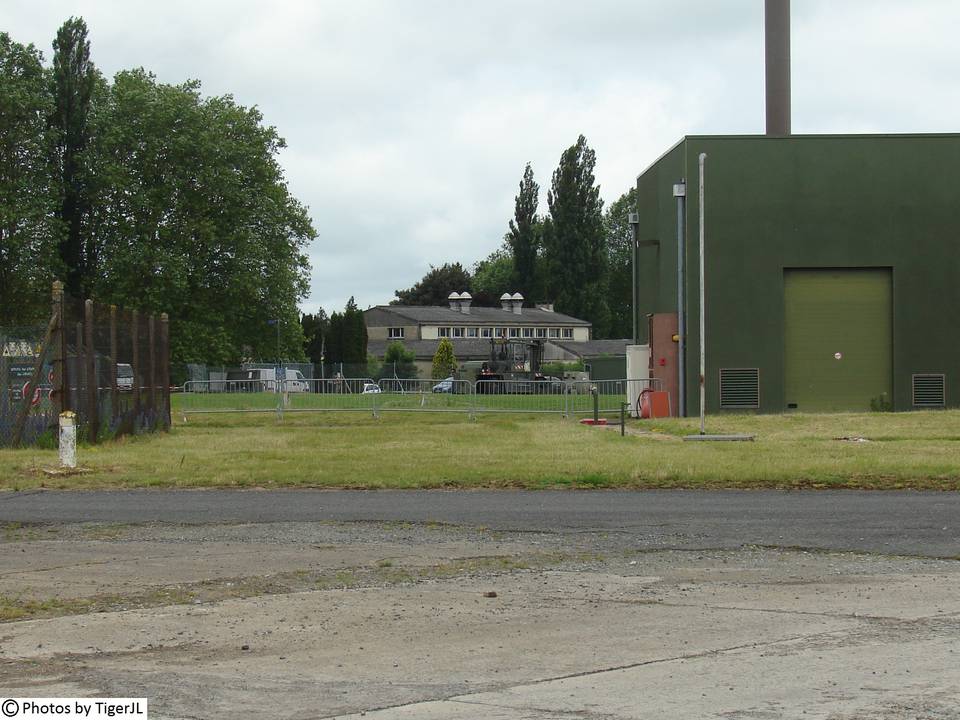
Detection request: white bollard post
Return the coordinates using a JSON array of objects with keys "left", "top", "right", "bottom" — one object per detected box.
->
[{"left": 59, "top": 411, "right": 77, "bottom": 469}]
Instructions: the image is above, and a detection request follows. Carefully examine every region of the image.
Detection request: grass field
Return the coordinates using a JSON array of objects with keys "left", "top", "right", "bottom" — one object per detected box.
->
[{"left": 2, "top": 408, "right": 960, "bottom": 491}]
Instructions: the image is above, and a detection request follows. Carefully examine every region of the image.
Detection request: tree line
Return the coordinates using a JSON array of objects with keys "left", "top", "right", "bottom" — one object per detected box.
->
[
  {"left": 391, "top": 135, "right": 636, "bottom": 339},
  {"left": 301, "top": 297, "right": 367, "bottom": 369},
  {"left": 0, "top": 19, "right": 314, "bottom": 365}
]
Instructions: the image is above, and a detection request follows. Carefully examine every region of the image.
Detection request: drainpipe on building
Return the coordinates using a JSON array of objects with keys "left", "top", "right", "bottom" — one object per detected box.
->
[
  {"left": 673, "top": 180, "right": 687, "bottom": 417},
  {"left": 698, "top": 153, "right": 707, "bottom": 435}
]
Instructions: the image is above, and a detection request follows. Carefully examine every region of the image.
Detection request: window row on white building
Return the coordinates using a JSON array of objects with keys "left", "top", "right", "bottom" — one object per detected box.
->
[{"left": 392, "top": 326, "right": 576, "bottom": 340}]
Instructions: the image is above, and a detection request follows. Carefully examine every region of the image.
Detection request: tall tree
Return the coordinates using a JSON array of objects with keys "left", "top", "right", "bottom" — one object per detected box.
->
[
  {"left": 85, "top": 69, "right": 313, "bottom": 364},
  {"left": 340, "top": 297, "right": 367, "bottom": 365},
  {"left": 506, "top": 162, "right": 540, "bottom": 301},
  {"left": 470, "top": 245, "right": 513, "bottom": 307},
  {"left": 50, "top": 17, "right": 96, "bottom": 298},
  {"left": 0, "top": 33, "right": 60, "bottom": 323},
  {"left": 325, "top": 312, "right": 344, "bottom": 368},
  {"left": 541, "top": 135, "right": 610, "bottom": 337},
  {"left": 323, "top": 298, "right": 367, "bottom": 368},
  {"left": 393, "top": 263, "right": 471, "bottom": 306},
  {"left": 0, "top": 22, "right": 315, "bottom": 365},
  {"left": 301, "top": 309, "right": 329, "bottom": 366},
  {"left": 604, "top": 187, "right": 638, "bottom": 338}
]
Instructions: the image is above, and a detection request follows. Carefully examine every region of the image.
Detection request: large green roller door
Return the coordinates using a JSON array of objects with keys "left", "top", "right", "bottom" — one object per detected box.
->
[{"left": 784, "top": 269, "right": 892, "bottom": 412}]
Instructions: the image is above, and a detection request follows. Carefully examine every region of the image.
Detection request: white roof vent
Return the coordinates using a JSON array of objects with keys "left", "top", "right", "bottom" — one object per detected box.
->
[
  {"left": 500, "top": 293, "right": 512, "bottom": 301},
  {"left": 459, "top": 291, "right": 472, "bottom": 299},
  {"left": 448, "top": 291, "right": 462, "bottom": 300},
  {"left": 511, "top": 292, "right": 524, "bottom": 300}
]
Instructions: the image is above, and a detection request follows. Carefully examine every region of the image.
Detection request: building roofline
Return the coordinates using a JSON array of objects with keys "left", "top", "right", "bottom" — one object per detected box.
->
[
  {"left": 637, "top": 132, "right": 960, "bottom": 181},
  {"left": 365, "top": 305, "right": 421, "bottom": 324},
  {"left": 636, "top": 136, "right": 687, "bottom": 182},
  {"left": 365, "top": 304, "right": 591, "bottom": 327}
]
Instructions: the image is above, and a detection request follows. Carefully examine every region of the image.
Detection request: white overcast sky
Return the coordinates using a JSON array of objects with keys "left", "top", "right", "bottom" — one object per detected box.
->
[{"left": 6, "top": 1, "right": 960, "bottom": 313}]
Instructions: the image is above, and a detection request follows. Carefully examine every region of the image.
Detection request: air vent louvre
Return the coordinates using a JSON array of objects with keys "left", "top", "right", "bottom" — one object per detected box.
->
[
  {"left": 720, "top": 368, "right": 760, "bottom": 409},
  {"left": 913, "top": 374, "right": 945, "bottom": 408}
]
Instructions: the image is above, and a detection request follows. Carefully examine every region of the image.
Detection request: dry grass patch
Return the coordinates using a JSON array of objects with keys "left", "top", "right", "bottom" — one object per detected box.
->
[{"left": 1, "top": 410, "right": 959, "bottom": 490}]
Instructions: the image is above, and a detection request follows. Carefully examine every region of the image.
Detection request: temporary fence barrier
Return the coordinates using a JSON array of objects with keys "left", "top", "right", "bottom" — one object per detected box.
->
[
  {"left": 376, "top": 378, "right": 475, "bottom": 413},
  {"left": 178, "top": 376, "right": 664, "bottom": 420},
  {"left": 471, "top": 379, "right": 568, "bottom": 415},
  {"left": 285, "top": 378, "right": 379, "bottom": 413}
]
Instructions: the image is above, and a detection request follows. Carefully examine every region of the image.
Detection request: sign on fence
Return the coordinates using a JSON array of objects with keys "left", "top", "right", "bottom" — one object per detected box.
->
[{"left": 0, "top": 281, "right": 171, "bottom": 448}]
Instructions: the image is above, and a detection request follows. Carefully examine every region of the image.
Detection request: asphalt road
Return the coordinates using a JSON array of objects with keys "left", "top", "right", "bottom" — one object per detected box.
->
[{"left": 1, "top": 489, "right": 958, "bottom": 558}]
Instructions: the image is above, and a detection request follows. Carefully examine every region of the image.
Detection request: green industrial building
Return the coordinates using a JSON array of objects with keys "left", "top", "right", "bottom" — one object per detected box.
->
[{"left": 634, "top": 133, "right": 960, "bottom": 414}]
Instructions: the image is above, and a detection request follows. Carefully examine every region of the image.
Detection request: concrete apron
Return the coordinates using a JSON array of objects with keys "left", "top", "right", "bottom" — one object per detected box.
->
[{"left": 0, "top": 533, "right": 958, "bottom": 719}]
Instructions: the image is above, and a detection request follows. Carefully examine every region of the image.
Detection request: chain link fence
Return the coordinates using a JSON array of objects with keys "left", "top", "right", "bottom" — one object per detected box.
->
[{"left": 0, "top": 282, "right": 171, "bottom": 448}]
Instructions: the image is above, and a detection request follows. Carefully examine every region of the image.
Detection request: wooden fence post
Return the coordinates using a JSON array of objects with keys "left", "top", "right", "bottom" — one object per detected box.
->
[
  {"left": 84, "top": 299, "right": 98, "bottom": 443},
  {"left": 52, "top": 282, "right": 68, "bottom": 414},
  {"left": 160, "top": 313, "right": 170, "bottom": 430},
  {"left": 131, "top": 309, "right": 140, "bottom": 420},
  {"left": 148, "top": 314, "right": 157, "bottom": 420},
  {"left": 75, "top": 321, "right": 83, "bottom": 426},
  {"left": 110, "top": 305, "right": 118, "bottom": 423}
]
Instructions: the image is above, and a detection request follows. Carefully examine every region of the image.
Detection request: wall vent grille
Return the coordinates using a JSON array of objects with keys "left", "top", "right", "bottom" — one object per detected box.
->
[
  {"left": 913, "top": 374, "right": 945, "bottom": 408},
  {"left": 719, "top": 368, "right": 760, "bottom": 409}
]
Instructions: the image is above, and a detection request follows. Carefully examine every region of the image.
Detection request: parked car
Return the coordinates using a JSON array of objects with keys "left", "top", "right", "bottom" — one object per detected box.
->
[
  {"left": 117, "top": 363, "right": 134, "bottom": 391},
  {"left": 362, "top": 382, "right": 381, "bottom": 394},
  {"left": 432, "top": 377, "right": 454, "bottom": 393}
]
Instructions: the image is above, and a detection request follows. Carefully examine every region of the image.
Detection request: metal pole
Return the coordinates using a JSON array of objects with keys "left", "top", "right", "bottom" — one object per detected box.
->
[
  {"left": 674, "top": 181, "right": 687, "bottom": 417},
  {"left": 629, "top": 212, "right": 640, "bottom": 345},
  {"left": 698, "top": 153, "right": 707, "bottom": 435}
]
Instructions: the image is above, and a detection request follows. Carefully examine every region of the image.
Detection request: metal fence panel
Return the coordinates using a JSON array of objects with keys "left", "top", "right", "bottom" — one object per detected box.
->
[
  {"left": 566, "top": 378, "right": 663, "bottom": 416},
  {"left": 178, "top": 377, "right": 665, "bottom": 421},
  {"left": 376, "top": 378, "right": 474, "bottom": 413},
  {"left": 283, "top": 378, "right": 380, "bottom": 413},
  {"left": 567, "top": 380, "right": 621, "bottom": 416},
  {"left": 181, "top": 380, "right": 281, "bottom": 413},
  {"left": 472, "top": 379, "right": 568, "bottom": 415}
]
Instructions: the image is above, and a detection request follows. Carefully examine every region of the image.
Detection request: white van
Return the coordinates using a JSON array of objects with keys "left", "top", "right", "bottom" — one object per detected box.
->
[
  {"left": 283, "top": 369, "right": 309, "bottom": 393},
  {"left": 228, "top": 368, "right": 310, "bottom": 393}
]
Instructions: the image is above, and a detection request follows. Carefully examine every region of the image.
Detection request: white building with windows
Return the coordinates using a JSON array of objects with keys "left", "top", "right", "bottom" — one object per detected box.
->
[{"left": 365, "top": 292, "right": 593, "bottom": 374}]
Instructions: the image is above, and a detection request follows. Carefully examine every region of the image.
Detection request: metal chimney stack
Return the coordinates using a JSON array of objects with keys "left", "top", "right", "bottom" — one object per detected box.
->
[{"left": 765, "top": 0, "right": 791, "bottom": 136}]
